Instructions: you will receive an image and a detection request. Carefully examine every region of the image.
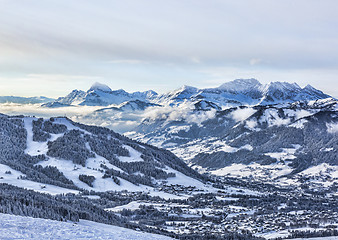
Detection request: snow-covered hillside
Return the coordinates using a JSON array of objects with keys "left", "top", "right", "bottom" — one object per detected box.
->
[
  {"left": 0, "top": 213, "right": 173, "bottom": 240},
  {"left": 130, "top": 98, "right": 338, "bottom": 189},
  {"left": 0, "top": 113, "right": 207, "bottom": 199}
]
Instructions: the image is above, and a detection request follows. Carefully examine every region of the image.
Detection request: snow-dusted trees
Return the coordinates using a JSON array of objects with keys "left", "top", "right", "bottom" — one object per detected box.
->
[
  {"left": 32, "top": 118, "right": 67, "bottom": 141},
  {"left": 85, "top": 134, "right": 130, "bottom": 160},
  {"left": 47, "top": 130, "right": 95, "bottom": 166},
  {"left": 43, "top": 119, "right": 67, "bottom": 134},
  {"left": 1, "top": 113, "right": 204, "bottom": 191},
  {"left": 79, "top": 174, "right": 96, "bottom": 187},
  {"left": 33, "top": 118, "right": 51, "bottom": 141},
  {"left": 0, "top": 115, "right": 78, "bottom": 190},
  {"left": 0, "top": 184, "right": 122, "bottom": 225}
]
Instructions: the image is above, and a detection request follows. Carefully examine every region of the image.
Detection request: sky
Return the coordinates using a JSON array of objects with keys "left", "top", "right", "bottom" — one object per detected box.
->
[{"left": 0, "top": 0, "right": 337, "bottom": 98}]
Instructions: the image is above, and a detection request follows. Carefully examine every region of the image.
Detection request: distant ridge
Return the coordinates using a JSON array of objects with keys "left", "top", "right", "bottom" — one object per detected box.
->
[{"left": 42, "top": 79, "right": 332, "bottom": 108}]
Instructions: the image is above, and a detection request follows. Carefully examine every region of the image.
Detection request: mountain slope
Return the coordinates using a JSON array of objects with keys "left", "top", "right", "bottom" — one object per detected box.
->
[
  {"left": 130, "top": 98, "right": 338, "bottom": 188},
  {"left": 0, "top": 113, "right": 205, "bottom": 196},
  {"left": 96, "top": 100, "right": 162, "bottom": 113},
  {"left": 0, "top": 213, "right": 173, "bottom": 240}
]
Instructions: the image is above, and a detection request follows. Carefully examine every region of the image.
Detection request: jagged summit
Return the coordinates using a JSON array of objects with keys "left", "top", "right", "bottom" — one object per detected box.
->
[
  {"left": 180, "top": 85, "right": 198, "bottom": 91},
  {"left": 302, "top": 84, "right": 327, "bottom": 96},
  {"left": 304, "top": 84, "right": 316, "bottom": 90},
  {"left": 169, "top": 85, "right": 198, "bottom": 96},
  {"left": 218, "top": 78, "right": 262, "bottom": 92},
  {"left": 88, "top": 82, "right": 112, "bottom": 92},
  {"left": 263, "top": 81, "right": 301, "bottom": 92}
]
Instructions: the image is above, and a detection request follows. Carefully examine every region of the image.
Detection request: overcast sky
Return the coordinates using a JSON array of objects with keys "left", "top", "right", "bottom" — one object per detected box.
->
[{"left": 0, "top": 0, "right": 337, "bottom": 98}]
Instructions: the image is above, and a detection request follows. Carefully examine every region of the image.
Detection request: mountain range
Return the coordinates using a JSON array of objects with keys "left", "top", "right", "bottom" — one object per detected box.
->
[
  {"left": 0, "top": 79, "right": 337, "bottom": 189},
  {"left": 43, "top": 79, "right": 331, "bottom": 108},
  {"left": 0, "top": 96, "right": 54, "bottom": 104}
]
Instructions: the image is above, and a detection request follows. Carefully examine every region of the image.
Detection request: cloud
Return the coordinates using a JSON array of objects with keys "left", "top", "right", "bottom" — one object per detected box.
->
[
  {"left": 0, "top": 0, "right": 337, "bottom": 98},
  {"left": 191, "top": 57, "right": 201, "bottom": 64},
  {"left": 249, "top": 58, "right": 262, "bottom": 66},
  {"left": 0, "top": 103, "right": 100, "bottom": 117},
  {"left": 141, "top": 102, "right": 217, "bottom": 126},
  {"left": 1, "top": 0, "right": 338, "bottom": 67},
  {"left": 246, "top": 120, "right": 258, "bottom": 130},
  {"left": 327, "top": 122, "right": 338, "bottom": 134},
  {"left": 106, "top": 59, "right": 148, "bottom": 64},
  {"left": 231, "top": 107, "right": 256, "bottom": 122},
  {"left": 0, "top": 103, "right": 140, "bottom": 132}
]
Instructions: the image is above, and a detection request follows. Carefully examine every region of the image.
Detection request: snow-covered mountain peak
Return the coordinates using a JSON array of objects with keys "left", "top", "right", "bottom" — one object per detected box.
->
[
  {"left": 177, "top": 85, "right": 198, "bottom": 93},
  {"left": 218, "top": 78, "right": 262, "bottom": 92},
  {"left": 301, "top": 84, "right": 329, "bottom": 97},
  {"left": 131, "top": 90, "right": 158, "bottom": 99},
  {"left": 163, "top": 85, "right": 199, "bottom": 102},
  {"left": 263, "top": 81, "right": 301, "bottom": 92},
  {"left": 88, "top": 82, "right": 112, "bottom": 92},
  {"left": 111, "top": 89, "right": 129, "bottom": 95},
  {"left": 41, "top": 79, "right": 333, "bottom": 109},
  {"left": 303, "top": 84, "right": 316, "bottom": 91}
]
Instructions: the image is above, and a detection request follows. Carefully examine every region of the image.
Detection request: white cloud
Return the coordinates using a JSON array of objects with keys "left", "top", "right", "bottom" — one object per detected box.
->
[
  {"left": 246, "top": 120, "right": 258, "bottom": 129},
  {"left": 0, "top": 103, "right": 99, "bottom": 118},
  {"left": 191, "top": 57, "right": 201, "bottom": 64},
  {"left": 327, "top": 122, "right": 338, "bottom": 134},
  {"left": 0, "top": 0, "right": 338, "bottom": 97},
  {"left": 141, "top": 102, "right": 216, "bottom": 126},
  {"left": 231, "top": 107, "right": 256, "bottom": 122},
  {"left": 106, "top": 59, "right": 148, "bottom": 64},
  {"left": 249, "top": 58, "right": 262, "bottom": 65}
]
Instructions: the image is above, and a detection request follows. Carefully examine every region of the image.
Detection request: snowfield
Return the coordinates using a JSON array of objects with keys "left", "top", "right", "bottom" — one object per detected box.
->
[
  {"left": 0, "top": 163, "right": 79, "bottom": 195},
  {"left": 0, "top": 213, "right": 173, "bottom": 240}
]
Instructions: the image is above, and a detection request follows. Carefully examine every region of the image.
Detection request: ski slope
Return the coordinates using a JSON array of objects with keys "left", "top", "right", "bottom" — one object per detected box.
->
[{"left": 0, "top": 213, "right": 173, "bottom": 240}]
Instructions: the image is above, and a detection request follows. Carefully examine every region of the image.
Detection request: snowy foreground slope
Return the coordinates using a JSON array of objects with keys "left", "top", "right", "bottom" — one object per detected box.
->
[
  {"left": 290, "top": 237, "right": 338, "bottom": 240},
  {"left": 0, "top": 213, "right": 173, "bottom": 240},
  {"left": 1, "top": 213, "right": 337, "bottom": 240}
]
